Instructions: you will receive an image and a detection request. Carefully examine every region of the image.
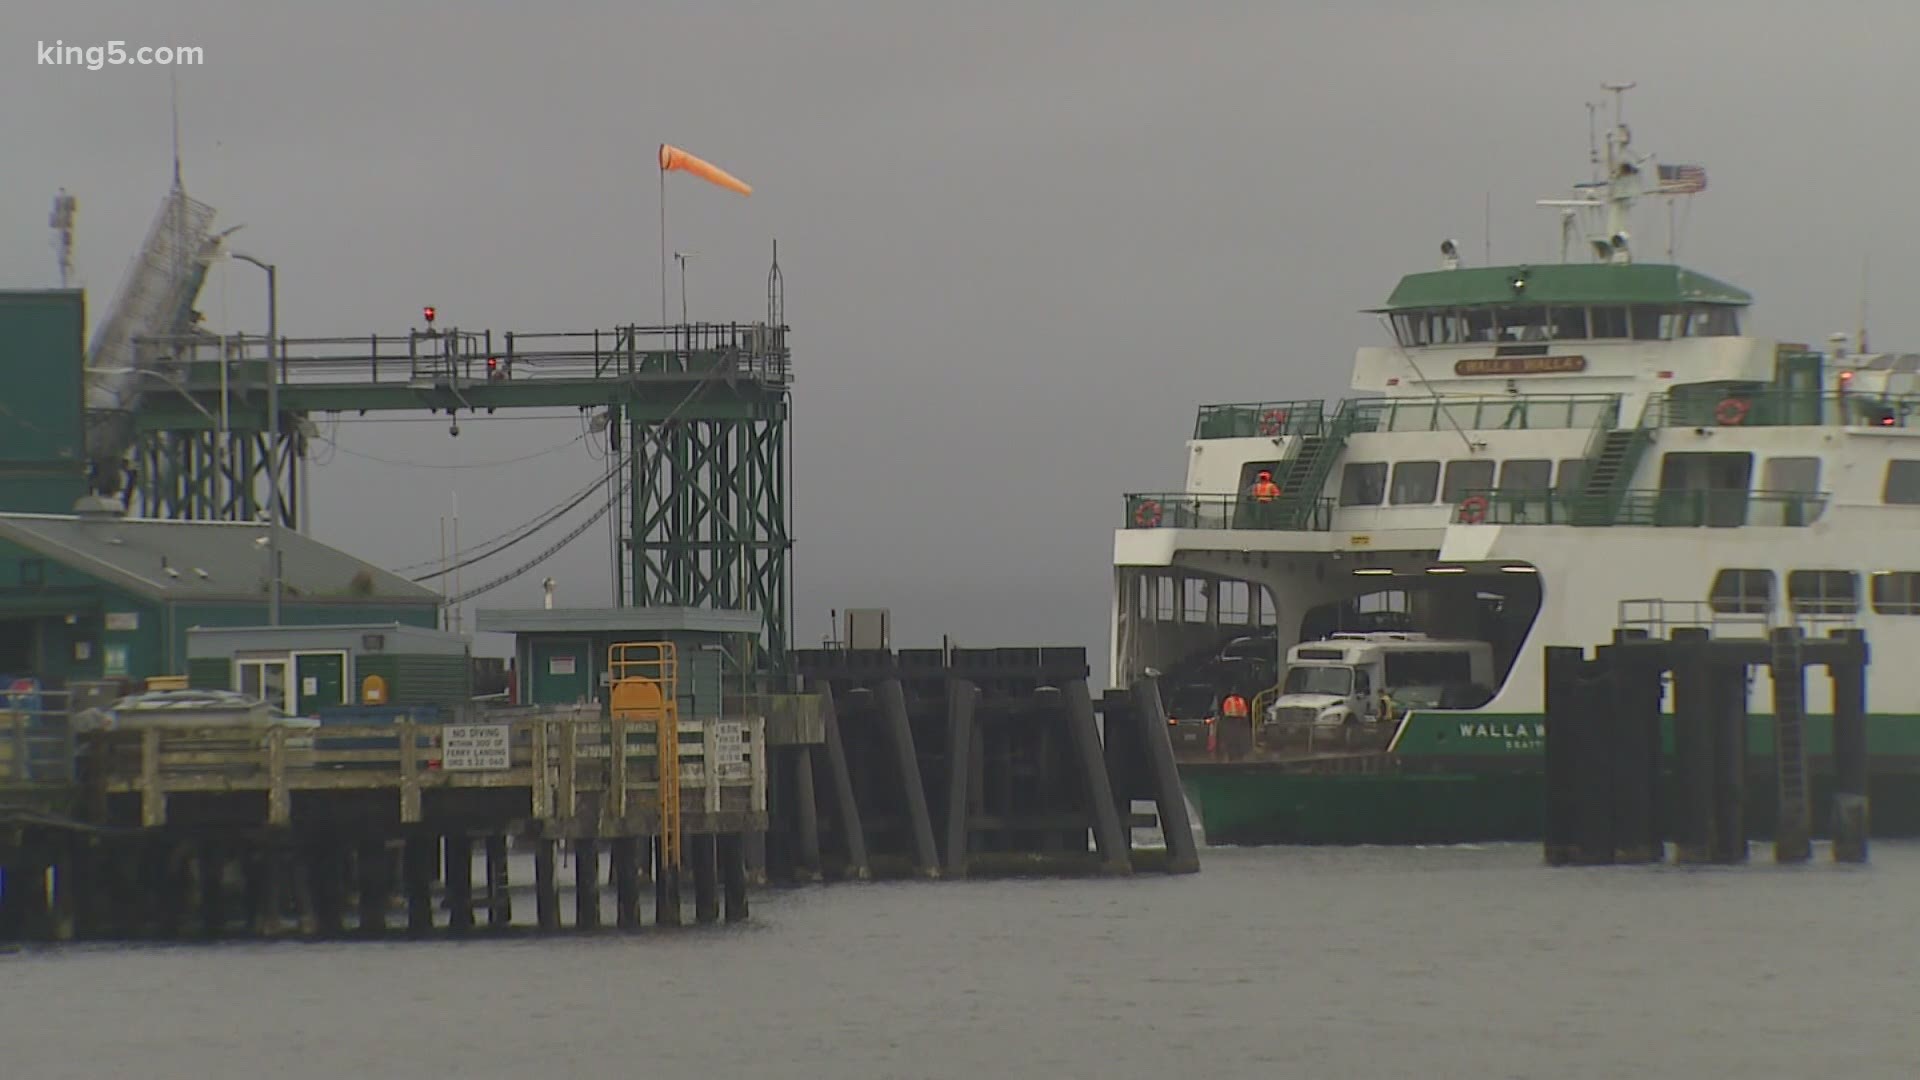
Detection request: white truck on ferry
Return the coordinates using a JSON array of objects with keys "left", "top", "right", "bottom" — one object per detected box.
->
[{"left": 1259, "top": 633, "right": 1494, "bottom": 748}]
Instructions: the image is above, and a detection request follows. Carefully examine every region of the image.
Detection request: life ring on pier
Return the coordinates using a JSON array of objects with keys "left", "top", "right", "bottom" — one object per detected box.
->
[
  {"left": 1714, "top": 397, "right": 1750, "bottom": 426},
  {"left": 1456, "top": 494, "right": 1489, "bottom": 525},
  {"left": 1257, "top": 409, "right": 1291, "bottom": 437},
  {"left": 1133, "top": 499, "right": 1164, "bottom": 528}
]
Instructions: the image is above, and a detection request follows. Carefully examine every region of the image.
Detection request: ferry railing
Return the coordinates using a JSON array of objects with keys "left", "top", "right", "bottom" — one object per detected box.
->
[
  {"left": 1341, "top": 393, "right": 1620, "bottom": 434},
  {"left": 1192, "top": 400, "right": 1328, "bottom": 440},
  {"left": 1644, "top": 389, "right": 1920, "bottom": 429},
  {"left": 1124, "top": 493, "right": 1337, "bottom": 532},
  {"left": 1616, "top": 598, "right": 1858, "bottom": 641},
  {"left": 1453, "top": 488, "right": 1830, "bottom": 528}
]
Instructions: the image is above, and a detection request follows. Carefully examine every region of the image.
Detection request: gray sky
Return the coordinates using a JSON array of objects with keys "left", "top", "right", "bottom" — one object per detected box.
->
[{"left": 5, "top": 2, "right": 1919, "bottom": 676}]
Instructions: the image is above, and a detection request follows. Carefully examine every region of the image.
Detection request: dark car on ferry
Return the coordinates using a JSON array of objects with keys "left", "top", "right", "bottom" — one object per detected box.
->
[{"left": 1164, "top": 683, "right": 1220, "bottom": 753}]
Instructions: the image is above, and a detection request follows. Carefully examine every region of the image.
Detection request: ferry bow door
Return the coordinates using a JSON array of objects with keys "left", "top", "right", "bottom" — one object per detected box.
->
[{"left": 293, "top": 651, "right": 348, "bottom": 716}]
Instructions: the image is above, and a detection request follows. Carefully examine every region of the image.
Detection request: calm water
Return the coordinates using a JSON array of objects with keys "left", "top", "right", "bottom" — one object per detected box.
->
[{"left": 3, "top": 842, "right": 1916, "bottom": 1079}]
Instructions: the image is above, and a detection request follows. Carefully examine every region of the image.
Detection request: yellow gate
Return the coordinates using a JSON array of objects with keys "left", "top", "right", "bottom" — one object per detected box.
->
[{"left": 609, "top": 641, "right": 681, "bottom": 869}]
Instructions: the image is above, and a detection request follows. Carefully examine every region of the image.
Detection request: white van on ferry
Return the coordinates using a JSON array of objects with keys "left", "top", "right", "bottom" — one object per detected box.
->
[{"left": 1259, "top": 633, "right": 1493, "bottom": 747}]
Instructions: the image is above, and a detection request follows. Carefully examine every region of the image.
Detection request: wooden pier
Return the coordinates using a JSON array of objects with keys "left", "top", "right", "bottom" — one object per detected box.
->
[{"left": 0, "top": 707, "right": 767, "bottom": 940}]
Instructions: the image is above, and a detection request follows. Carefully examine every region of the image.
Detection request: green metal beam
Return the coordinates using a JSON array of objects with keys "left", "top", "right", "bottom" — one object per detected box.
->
[{"left": 119, "top": 323, "right": 795, "bottom": 660}]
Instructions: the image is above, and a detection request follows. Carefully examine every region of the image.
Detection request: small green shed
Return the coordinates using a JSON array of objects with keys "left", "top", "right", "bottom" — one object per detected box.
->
[
  {"left": 186, "top": 623, "right": 472, "bottom": 717},
  {"left": 474, "top": 607, "right": 761, "bottom": 719}
]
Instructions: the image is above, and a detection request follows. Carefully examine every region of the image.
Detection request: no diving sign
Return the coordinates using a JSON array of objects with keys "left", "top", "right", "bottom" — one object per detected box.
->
[{"left": 442, "top": 724, "right": 511, "bottom": 771}]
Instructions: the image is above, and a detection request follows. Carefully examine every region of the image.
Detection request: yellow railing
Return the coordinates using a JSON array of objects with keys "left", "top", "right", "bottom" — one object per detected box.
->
[{"left": 609, "top": 641, "right": 681, "bottom": 870}]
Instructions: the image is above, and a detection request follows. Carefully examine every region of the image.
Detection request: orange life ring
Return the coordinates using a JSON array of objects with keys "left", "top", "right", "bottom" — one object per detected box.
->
[
  {"left": 1457, "top": 494, "right": 1489, "bottom": 524},
  {"left": 1714, "top": 397, "right": 1749, "bottom": 426},
  {"left": 1133, "top": 499, "right": 1163, "bottom": 528},
  {"left": 1257, "top": 409, "right": 1291, "bottom": 436}
]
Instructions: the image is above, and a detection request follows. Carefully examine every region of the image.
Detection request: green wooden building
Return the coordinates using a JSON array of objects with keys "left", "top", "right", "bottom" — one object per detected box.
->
[
  {"left": 0, "top": 504, "right": 442, "bottom": 689},
  {"left": 474, "top": 607, "right": 761, "bottom": 719},
  {"left": 185, "top": 623, "right": 471, "bottom": 716}
]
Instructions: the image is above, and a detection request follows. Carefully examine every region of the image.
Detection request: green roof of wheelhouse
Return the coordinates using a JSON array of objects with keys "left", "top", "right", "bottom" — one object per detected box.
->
[{"left": 1373, "top": 263, "right": 1751, "bottom": 312}]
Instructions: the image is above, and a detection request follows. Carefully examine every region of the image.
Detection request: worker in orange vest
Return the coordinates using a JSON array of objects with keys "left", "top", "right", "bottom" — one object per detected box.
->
[
  {"left": 1248, "top": 470, "right": 1283, "bottom": 528},
  {"left": 1220, "top": 692, "right": 1251, "bottom": 759},
  {"left": 1250, "top": 470, "right": 1282, "bottom": 502}
]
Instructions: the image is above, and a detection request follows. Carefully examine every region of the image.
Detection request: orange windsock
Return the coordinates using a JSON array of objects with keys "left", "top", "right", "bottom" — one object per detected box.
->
[{"left": 658, "top": 144, "right": 752, "bottom": 197}]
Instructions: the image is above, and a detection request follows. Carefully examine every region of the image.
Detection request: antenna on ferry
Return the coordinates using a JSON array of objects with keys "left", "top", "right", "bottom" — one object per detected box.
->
[{"left": 1859, "top": 254, "right": 1872, "bottom": 355}]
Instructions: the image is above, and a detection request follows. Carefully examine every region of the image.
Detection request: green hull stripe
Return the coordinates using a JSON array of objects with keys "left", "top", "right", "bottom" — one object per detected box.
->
[{"left": 1389, "top": 711, "right": 1920, "bottom": 759}]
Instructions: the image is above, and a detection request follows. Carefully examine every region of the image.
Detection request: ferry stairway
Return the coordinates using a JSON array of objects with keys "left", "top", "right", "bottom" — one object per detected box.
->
[
  {"left": 1571, "top": 427, "right": 1652, "bottom": 526},
  {"left": 1271, "top": 421, "right": 1350, "bottom": 529}
]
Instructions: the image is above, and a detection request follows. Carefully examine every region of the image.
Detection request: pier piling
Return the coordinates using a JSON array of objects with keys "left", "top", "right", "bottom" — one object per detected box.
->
[
  {"left": 878, "top": 679, "right": 940, "bottom": 878},
  {"left": 1829, "top": 628, "right": 1870, "bottom": 863},
  {"left": 693, "top": 833, "right": 720, "bottom": 923},
  {"left": 534, "top": 838, "right": 559, "bottom": 930},
  {"left": 942, "top": 678, "right": 978, "bottom": 877},
  {"left": 1132, "top": 677, "right": 1200, "bottom": 874},
  {"left": 574, "top": 839, "right": 600, "bottom": 930},
  {"left": 446, "top": 835, "right": 475, "bottom": 933},
  {"left": 1769, "top": 628, "right": 1812, "bottom": 863}
]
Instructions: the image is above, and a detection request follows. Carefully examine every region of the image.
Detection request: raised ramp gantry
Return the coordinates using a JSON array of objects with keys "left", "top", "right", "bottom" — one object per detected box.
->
[{"left": 121, "top": 321, "right": 793, "bottom": 654}]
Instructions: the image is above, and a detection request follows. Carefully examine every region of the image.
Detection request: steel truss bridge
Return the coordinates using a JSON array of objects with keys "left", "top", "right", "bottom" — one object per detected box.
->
[{"left": 111, "top": 321, "right": 793, "bottom": 655}]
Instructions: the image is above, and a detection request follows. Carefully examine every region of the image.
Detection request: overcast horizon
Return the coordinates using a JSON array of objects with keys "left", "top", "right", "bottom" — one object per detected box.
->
[{"left": 7, "top": 2, "right": 1920, "bottom": 680}]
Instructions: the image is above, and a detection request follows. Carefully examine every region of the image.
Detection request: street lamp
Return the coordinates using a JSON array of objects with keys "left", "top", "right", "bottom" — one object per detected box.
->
[{"left": 228, "top": 252, "right": 281, "bottom": 625}]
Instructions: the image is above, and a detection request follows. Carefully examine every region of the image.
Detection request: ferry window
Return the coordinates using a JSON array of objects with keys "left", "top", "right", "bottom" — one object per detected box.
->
[
  {"left": 1872, "top": 572, "right": 1920, "bottom": 615},
  {"left": 1385, "top": 651, "right": 1474, "bottom": 687},
  {"left": 1554, "top": 459, "right": 1587, "bottom": 493},
  {"left": 1389, "top": 461, "right": 1440, "bottom": 504},
  {"left": 1442, "top": 459, "right": 1496, "bottom": 504},
  {"left": 1709, "top": 569, "right": 1774, "bottom": 614},
  {"left": 1787, "top": 570, "right": 1858, "bottom": 615},
  {"left": 1427, "top": 311, "right": 1463, "bottom": 344},
  {"left": 1629, "top": 306, "right": 1665, "bottom": 340},
  {"left": 1463, "top": 309, "right": 1498, "bottom": 343},
  {"left": 1590, "top": 307, "right": 1629, "bottom": 338},
  {"left": 1883, "top": 460, "right": 1920, "bottom": 504},
  {"left": 1497, "top": 307, "right": 1549, "bottom": 343},
  {"left": 1339, "top": 462, "right": 1386, "bottom": 506},
  {"left": 1392, "top": 314, "right": 1424, "bottom": 347},
  {"left": 1691, "top": 306, "right": 1740, "bottom": 337},
  {"left": 1548, "top": 307, "right": 1588, "bottom": 340},
  {"left": 1764, "top": 457, "right": 1821, "bottom": 493},
  {"left": 1499, "top": 459, "right": 1553, "bottom": 492}
]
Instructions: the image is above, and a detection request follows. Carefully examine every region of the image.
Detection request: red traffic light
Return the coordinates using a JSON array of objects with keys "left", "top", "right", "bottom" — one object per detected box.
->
[{"left": 423, "top": 306, "right": 437, "bottom": 325}]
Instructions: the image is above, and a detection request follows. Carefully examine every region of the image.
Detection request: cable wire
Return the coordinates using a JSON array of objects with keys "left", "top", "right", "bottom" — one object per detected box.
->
[{"left": 324, "top": 430, "right": 588, "bottom": 470}]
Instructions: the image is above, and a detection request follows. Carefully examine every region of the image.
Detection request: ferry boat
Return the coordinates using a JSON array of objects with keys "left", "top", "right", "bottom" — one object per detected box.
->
[{"left": 1110, "top": 89, "right": 1920, "bottom": 844}]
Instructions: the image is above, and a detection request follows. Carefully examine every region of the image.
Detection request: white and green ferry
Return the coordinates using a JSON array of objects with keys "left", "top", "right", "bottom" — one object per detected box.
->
[{"left": 1111, "top": 90, "right": 1920, "bottom": 843}]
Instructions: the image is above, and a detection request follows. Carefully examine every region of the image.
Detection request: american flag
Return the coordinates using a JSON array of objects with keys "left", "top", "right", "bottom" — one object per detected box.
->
[{"left": 1657, "top": 163, "right": 1708, "bottom": 194}]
